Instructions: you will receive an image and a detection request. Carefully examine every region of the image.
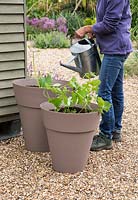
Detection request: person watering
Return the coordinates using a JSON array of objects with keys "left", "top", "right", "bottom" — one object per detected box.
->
[{"left": 75, "top": 0, "right": 132, "bottom": 151}]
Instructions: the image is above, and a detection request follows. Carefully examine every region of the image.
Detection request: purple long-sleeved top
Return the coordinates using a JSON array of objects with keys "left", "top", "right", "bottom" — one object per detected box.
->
[{"left": 92, "top": 0, "right": 133, "bottom": 54}]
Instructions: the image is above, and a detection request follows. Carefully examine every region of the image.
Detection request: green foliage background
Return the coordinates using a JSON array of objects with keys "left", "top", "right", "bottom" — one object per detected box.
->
[{"left": 26, "top": 0, "right": 138, "bottom": 34}]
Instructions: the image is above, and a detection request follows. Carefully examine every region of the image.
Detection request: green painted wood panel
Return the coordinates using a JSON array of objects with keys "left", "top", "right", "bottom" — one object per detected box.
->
[
  {"left": 0, "top": 0, "right": 24, "bottom": 4},
  {"left": 0, "top": 79, "right": 25, "bottom": 89},
  {"left": 0, "top": 69, "right": 25, "bottom": 80},
  {"left": 0, "top": 52, "right": 24, "bottom": 61},
  {"left": 0, "top": 80, "right": 14, "bottom": 89},
  {"left": 0, "top": 88, "right": 14, "bottom": 98},
  {"left": 0, "top": 105, "right": 19, "bottom": 116},
  {"left": 0, "top": 24, "right": 24, "bottom": 33},
  {"left": 0, "top": 5, "right": 23, "bottom": 14},
  {"left": 0, "top": 60, "right": 25, "bottom": 71},
  {"left": 0, "top": 0, "right": 26, "bottom": 119},
  {"left": 0, "top": 15, "right": 23, "bottom": 24},
  {"left": 0, "top": 97, "right": 16, "bottom": 107},
  {"left": 0, "top": 33, "right": 24, "bottom": 43},
  {"left": 0, "top": 114, "right": 19, "bottom": 123},
  {"left": 0, "top": 43, "right": 24, "bottom": 53}
]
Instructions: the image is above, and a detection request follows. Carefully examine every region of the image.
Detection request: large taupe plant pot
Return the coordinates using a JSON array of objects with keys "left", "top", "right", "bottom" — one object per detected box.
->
[
  {"left": 13, "top": 78, "right": 48, "bottom": 152},
  {"left": 40, "top": 102, "right": 100, "bottom": 173},
  {"left": 13, "top": 78, "right": 66, "bottom": 152}
]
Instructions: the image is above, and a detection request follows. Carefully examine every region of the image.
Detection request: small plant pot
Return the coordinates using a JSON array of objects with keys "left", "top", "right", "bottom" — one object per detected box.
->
[
  {"left": 13, "top": 78, "right": 67, "bottom": 152},
  {"left": 40, "top": 102, "right": 100, "bottom": 173}
]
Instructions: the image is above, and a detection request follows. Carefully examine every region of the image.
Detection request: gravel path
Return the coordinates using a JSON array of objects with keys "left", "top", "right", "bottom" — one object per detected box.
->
[{"left": 0, "top": 46, "right": 138, "bottom": 200}]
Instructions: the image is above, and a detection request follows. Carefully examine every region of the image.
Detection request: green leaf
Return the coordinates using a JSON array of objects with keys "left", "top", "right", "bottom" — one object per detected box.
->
[
  {"left": 44, "top": 74, "right": 52, "bottom": 85},
  {"left": 67, "top": 97, "right": 72, "bottom": 107},
  {"left": 68, "top": 77, "right": 79, "bottom": 89},
  {"left": 97, "top": 97, "right": 105, "bottom": 107},
  {"left": 38, "top": 73, "right": 52, "bottom": 88},
  {"left": 97, "top": 97, "right": 111, "bottom": 113},
  {"left": 38, "top": 72, "right": 111, "bottom": 113},
  {"left": 103, "top": 101, "right": 112, "bottom": 112},
  {"left": 53, "top": 83, "right": 62, "bottom": 87},
  {"left": 72, "top": 93, "right": 78, "bottom": 105},
  {"left": 62, "top": 94, "right": 68, "bottom": 105},
  {"left": 83, "top": 72, "right": 96, "bottom": 79},
  {"left": 50, "top": 87, "right": 62, "bottom": 95},
  {"left": 48, "top": 98, "right": 62, "bottom": 109}
]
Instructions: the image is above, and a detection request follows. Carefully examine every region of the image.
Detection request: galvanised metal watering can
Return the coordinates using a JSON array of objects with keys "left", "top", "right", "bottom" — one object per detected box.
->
[{"left": 60, "top": 38, "right": 101, "bottom": 78}]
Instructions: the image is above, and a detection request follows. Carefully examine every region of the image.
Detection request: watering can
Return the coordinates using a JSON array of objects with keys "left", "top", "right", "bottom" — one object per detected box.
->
[{"left": 60, "top": 38, "right": 101, "bottom": 78}]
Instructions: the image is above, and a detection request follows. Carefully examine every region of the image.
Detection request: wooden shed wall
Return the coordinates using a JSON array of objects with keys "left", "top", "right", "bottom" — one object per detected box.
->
[{"left": 0, "top": 0, "right": 26, "bottom": 122}]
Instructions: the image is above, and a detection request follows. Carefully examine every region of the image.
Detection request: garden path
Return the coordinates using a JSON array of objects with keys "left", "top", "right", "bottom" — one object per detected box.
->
[{"left": 0, "top": 46, "right": 138, "bottom": 200}]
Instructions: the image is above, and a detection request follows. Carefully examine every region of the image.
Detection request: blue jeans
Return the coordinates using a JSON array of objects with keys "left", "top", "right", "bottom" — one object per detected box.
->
[{"left": 98, "top": 54, "right": 128, "bottom": 139}]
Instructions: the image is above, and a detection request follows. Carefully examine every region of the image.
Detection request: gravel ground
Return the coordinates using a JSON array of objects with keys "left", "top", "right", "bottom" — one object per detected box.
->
[{"left": 0, "top": 46, "right": 138, "bottom": 200}]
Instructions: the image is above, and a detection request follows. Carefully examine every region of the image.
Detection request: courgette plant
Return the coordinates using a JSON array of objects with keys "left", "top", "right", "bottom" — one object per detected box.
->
[{"left": 39, "top": 73, "right": 111, "bottom": 114}]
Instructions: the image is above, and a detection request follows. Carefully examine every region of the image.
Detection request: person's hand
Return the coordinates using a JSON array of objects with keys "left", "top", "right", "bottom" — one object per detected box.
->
[
  {"left": 75, "top": 27, "right": 86, "bottom": 39},
  {"left": 75, "top": 25, "right": 95, "bottom": 39}
]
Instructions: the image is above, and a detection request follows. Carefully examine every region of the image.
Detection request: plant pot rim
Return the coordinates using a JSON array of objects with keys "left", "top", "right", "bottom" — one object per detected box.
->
[
  {"left": 13, "top": 78, "right": 68, "bottom": 90},
  {"left": 40, "top": 102, "right": 100, "bottom": 134},
  {"left": 13, "top": 78, "right": 44, "bottom": 91},
  {"left": 13, "top": 78, "right": 68, "bottom": 108},
  {"left": 40, "top": 102, "right": 99, "bottom": 115}
]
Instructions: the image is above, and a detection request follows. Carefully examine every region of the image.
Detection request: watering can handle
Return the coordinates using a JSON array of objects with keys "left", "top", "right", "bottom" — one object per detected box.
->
[
  {"left": 84, "top": 38, "right": 95, "bottom": 47},
  {"left": 85, "top": 38, "right": 102, "bottom": 68}
]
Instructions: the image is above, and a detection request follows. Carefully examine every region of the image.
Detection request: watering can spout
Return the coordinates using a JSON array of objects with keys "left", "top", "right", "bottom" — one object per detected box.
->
[{"left": 60, "top": 61, "right": 82, "bottom": 73}]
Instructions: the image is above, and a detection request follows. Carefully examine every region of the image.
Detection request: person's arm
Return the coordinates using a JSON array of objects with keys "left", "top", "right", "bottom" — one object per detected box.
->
[
  {"left": 75, "top": 0, "right": 126, "bottom": 38},
  {"left": 93, "top": 0, "right": 126, "bottom": 35}
]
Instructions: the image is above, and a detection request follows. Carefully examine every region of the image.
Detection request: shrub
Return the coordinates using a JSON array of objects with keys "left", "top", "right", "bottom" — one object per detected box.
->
[
  {"left": 33, "top": 31, "right": 70, "bottom": 48},
  {"left": 59, "top": 11, "right": 86, "bottom": 37},
  {"left": 83, "top": 17, "right": 96, "bottom": 26},
  {"left": 130, "top": 0, "right": 138, "bottom": 46},
  {"left": 26, "top": 25, "right": 39, "bottom": 40},
  {"left": 124, "top": 51, "right": 138, "bottom": 76}
]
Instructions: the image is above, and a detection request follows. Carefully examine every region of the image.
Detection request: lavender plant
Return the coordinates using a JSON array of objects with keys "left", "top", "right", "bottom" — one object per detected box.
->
[{"left": 34, "top": 31, "right": 70, "bottom": 49}]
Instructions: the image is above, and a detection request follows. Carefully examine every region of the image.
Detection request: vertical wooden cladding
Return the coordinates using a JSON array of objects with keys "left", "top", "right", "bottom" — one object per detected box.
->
[{"left": 0, "top": 0, "right": 26, "bottom": 122}]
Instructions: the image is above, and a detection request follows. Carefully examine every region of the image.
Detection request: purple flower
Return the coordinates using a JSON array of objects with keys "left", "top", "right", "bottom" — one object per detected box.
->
[
  {"left": 56, "top": 17, "right": 67, "bottom": 26},
  {"left": 26, "top": 17, "right": 32, "bottom": 25},
  {"left": 40, "top": 17, "right": 50, "bottom": 23},
  {"left": 41, "top": 71, "right": 47, "bottom": 77},
  {"left": 31, "top": 18, "right": 40, "bottom": 27},
  {"left": 27, "top": 16, "right": 68, "bottom": 33},
  {"left": 57, "top": 25, "right": 68, "bottom": 34},
  {"left": 53, "top": 73, "right": 60, "bottom": 80},
  {"left": 56, "top": 17, "right": 68, "bottom": 34},
  {"left": 27, "top": 62, "right": 33, "bottom": 77},
  {"left": 42, "top": 19, "right": 55, "bottom": 31},
  {"left": 38, "top": 70, "right": 41, "bottom": 76}
]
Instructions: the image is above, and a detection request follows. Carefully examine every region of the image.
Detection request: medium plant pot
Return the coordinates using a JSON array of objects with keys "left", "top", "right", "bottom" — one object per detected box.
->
[
  {"left": 13, "top": 78, "right": 66, "bottom": 152},
  {"left": 40, "top": 102, "right": 100, "bottom": 173}
]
